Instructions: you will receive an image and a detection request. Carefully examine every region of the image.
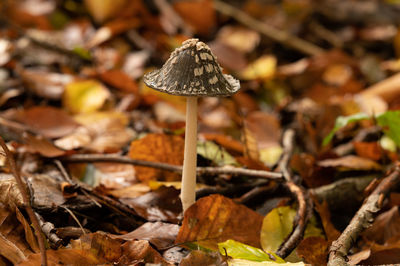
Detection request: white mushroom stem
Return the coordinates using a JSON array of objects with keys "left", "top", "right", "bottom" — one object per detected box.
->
[{"left": 181, "top": 96, "right": 198, "bottom": 212}]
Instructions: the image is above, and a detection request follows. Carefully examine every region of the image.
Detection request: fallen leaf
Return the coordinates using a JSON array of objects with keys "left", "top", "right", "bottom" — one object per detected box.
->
[
  {"left": 63, "top": 80, "right": 111, "bottom": 114},
  {"left": 23, "top": 133, "right": 66, "bottom": 157},
  {"left": 128, "top": 133, "right": 184, "bottom": 182},
  {"left": 239, "top": 55, "right": 276, "bottom": 80},
  {"left": 296, "top": 237, "right": 329, "bottom": 265},
  {"left": 363, "top": 206, "right": 400, "bottom": 245},
  {"left": 19, "top": 68, "right": 73, "bottom": 100},
  {"left": 13, "top": 106, "right": 78, "bottom": 139},
  {"left": 353, "top": 141, "right": 383, "bottom": 161},
  {"left": 218, "top": 239, "right": 284, "bottom": 263},
  {"left": 173, "top": 0, "right": 216, "bottom": 36},
  {"left": 87, "top": 18, "right": 140, "bottom": 48},
  {"left": 312, "top": 200, "right": 340, "bottom": 242},
  {"left": 0, "top": 174, "right": 24, "bottom": 209},
  {"left": 261, "top": 206, "right": 296, "bottom": 253},
  {"left": 120, "top": 186, "right": 182, "bottom": 223},
  {"left": 0, "top": 206, "right": 34, "bottom": 264},
  {"left": 120, "top": 239, "right": 170, "bottom": 265},
  {"left": 216, "top": 26, "right": 260, "bottom": 53},
  {"left": 176, "top": 194, "right": 263, "bottom": 250},
  {"left": 112, "top": 221, "right": 179, "bottom": 249},
  {"left": 245, "top": 111, "right": 281, "bottom": 149},
  {"left": 55, "top": 111, "right": 134, "bottom": 152},
  {"left": 92, "top": 162, "right": 136, "bottom": 189},
  {"left": 317, "top": 155, "right": 382, "bottom": 171},
  {"left": 180, "top": 250, "right": 227, "bottom": 266},
  {"left": 197, "top": 140, "right": 238, "bottom": 166},
  {"left": 84, "top": 0, "right": 128, "bottom": 24}
]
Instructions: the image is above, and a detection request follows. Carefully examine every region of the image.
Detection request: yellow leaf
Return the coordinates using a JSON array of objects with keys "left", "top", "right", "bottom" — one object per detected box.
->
[
  {"left": 240, "top": 55, "right": 276, "bottom": 80},
  {"left": 63, "top": 80, "right": 110, "bottom": 114}
]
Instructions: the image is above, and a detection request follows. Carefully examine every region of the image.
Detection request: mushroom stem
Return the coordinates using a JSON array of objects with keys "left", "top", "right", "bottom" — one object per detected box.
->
[{"left": 181, "top": 96, "right": 198, "bottom": 212}]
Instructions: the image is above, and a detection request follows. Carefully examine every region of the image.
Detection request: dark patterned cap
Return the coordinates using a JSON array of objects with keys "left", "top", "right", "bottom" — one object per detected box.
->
[{"left": 144, "top": 38, "right": 240, "bottom": 97}]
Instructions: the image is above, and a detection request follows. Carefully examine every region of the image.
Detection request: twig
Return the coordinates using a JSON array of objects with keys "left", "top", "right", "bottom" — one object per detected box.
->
[
  {"left": 0, "top": 137, "right": 47, "bottom": 266},
  {"left": 35, "top": 212, "right": 63, "bottom": 249},
  {"left": 213, "top": 0, "right": 325, "bottom": 56},
  {"left": 62, "top": 154, "right": 283, "bottom": 180},
  {"left": 328, "top": 165, "right": 400, "bottom": 266},
  {"left": 276, "top": 129, "right": 312, "bottom": 258}
]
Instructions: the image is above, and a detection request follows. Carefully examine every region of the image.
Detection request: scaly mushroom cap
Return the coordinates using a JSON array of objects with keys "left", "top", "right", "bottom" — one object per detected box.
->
[{"left": 144, "top": 38, "right": 240, "bottom": 97}]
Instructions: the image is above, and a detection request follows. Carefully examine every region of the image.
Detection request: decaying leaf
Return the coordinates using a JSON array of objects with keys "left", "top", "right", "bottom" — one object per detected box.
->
[
  {"left": 128, "top": 133, "right": 184, "bottom": 182},
  {"left": 112, "top": 221, "right": 179, "bottom": 249},
  {"left": 176, "top": 194, "right": 263, "bottom": 250},
  {"left": 296, "top": 237, "right": 329, "bottom": 265},
  {"left": 55, "top": 111, "right": 134, "bottom": 152},
  {"left": 318, "top": 155, "right": 382, "bottom": 171},
  {"left": 13, "top": 106, "right": 78, "bottom": 139},
  {"left": 120, "top": 186, "right": 182, "bottom": 223}
]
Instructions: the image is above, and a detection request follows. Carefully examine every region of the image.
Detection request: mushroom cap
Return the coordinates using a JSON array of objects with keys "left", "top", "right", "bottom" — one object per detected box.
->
[{"left": 144, "top": 38, "right": 240, "bottom": 97}]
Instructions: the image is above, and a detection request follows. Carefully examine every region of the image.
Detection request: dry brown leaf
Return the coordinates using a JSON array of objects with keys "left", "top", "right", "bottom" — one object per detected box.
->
[
  {"left": 120, "top": 239, "right": 171, "bottom": 265},
  {"left": 0, "top": 206, "right": 34, "bottom": 264},
  {"left": 19, "top": 249, "right": 105, "bottom": 266},
  {"left": 180, "top": 250, "right": 227, "bottom": 266},
  {"left": 363, "top": 206, "right": 400, "bottom": 245},
  {"left": 200, "top": 133, "right": 244, "bottom": 155},
  {"left": 242, "top": 123, "right": 260, "bottom": 161},
  {"left": 112, "top": 222, "right": 179, "bottom": 249},
  {"left": 0, "top": 175, "right": 24, "bottom": 209},
  {"left": 296, "top": 237, "right": 329, "bottom": 265},
  {"left": 176, "top": 194, "right": 263, "bottom": 250},
  {"left": 18, "top": 69, "right": 73, "bottom": 100},
  {"left": 87, "top": 18, "right": 140, "bottom": 48},
  {"left": 318, "top": 155, "right": 382, "bottom": 171},
  {"left": 15, "top": 208, "right": 39, "bottom": 253},
  {"left": 13, "top": 106, "right": 78, "bottom": 139},
  {"left": 353, "top": 141, "right": 383, "bottom": 161},
  {"left": 216, "top": 26, "right": 260, "bottom": 53},
  {"left": 84, "top": 0, "right": 128, "bottom": 24},
  {"left": 244, "top": 111, "right": 281, "bottom": 149},
  {"left": 128, "top": 133, "right": 184, "bottom": 182},
  {"left": 23, "top": 133, "right": 66, "bottom": 158},
  {"left": 173, "top": 0, "right": 216, "bottom": 36},
  {"left": 120, "top": 186, "right": 182, "bottom": 223},
  {"left": 55, "top": 111, "right": 134, "bottom": 153},
  {"left": 312, "top": 199, "right": 340, "bottom": 242}
]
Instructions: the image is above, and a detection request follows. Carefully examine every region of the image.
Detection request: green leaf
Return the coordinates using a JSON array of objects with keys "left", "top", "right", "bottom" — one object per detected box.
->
[
  {"left": 197, "top": 141, "right": 238, "bottom": 166},
  {"left": 218, "top": 240, "right": 284, "bottom": 263},
  {"left": 322, "top": 113, "right": 370, "bottom": 146},
  {"left": 376, "top": 111, "right": 400, "bottom": 147},
  {"left": 227, "top": 259, "right": 305, "bottom": 266}
]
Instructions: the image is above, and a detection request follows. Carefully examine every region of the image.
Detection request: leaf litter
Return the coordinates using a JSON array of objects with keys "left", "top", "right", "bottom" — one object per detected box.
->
[{"left": 2, "top": 0, "right": 400, "bottom": 265}]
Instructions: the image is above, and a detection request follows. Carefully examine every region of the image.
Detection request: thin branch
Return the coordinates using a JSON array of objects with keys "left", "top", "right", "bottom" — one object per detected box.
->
[
  {"left": 213, "top": 0, "right": 325, "bottom": 56},
  {"left": 276, "top": 129, "right": 313, "bottom": 258},
  {"left": 328, "top": 165, "right": 400, "bottom": 266},
  {"left": 35, "top": 212, "right": 63, "bottom": 249},
  {"left": 62, "top": 154, "right": 283, "bottom": 180},
  {"left": 0, "top": 137, "right": 47, "bottom": 266}
]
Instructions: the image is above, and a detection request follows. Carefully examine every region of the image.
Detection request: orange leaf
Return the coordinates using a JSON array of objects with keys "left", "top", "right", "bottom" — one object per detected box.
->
[
  {"left": 128, "top": 134, "right": 184, "bottom": 182},
  {"left": 176, "top": 194, "right": 263, "bottom": 250},
  {"left": 353, "top": 141, "right": 383, "bottom": 161}
]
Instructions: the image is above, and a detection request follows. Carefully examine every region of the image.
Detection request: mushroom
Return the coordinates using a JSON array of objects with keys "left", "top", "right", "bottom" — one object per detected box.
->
[{"left": 144, "top": 38, "right": 240, "bottom": 212}]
